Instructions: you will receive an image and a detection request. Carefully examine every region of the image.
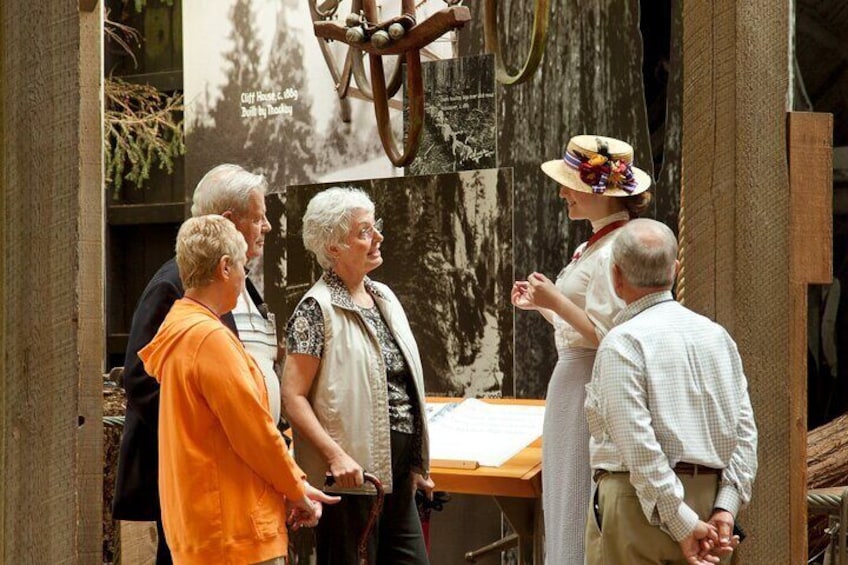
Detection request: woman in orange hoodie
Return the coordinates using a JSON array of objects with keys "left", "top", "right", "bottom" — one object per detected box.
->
[{"left": 140, "top": 215, "right": 338, "bottom": 565}]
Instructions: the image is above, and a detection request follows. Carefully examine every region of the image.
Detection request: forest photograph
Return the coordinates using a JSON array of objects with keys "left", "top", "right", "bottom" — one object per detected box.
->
[
  {"left": 406, "top": 54, "right": 497, "bottom": 176},
  {"left": 274, "top": 168, "right": 515, "bottom": 398},
  {"left": 183, "top": 0, "right": 408, "bottom": 292}
]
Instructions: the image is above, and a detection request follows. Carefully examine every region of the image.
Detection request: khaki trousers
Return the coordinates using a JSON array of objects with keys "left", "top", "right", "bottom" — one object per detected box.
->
[{"left": 584, "top": 472, "right": 730, "bottom": 565}]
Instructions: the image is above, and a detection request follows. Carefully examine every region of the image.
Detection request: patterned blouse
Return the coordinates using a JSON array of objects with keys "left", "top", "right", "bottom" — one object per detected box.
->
[{"left": 286, "top": 295, "right": 417, "bottom": 435}]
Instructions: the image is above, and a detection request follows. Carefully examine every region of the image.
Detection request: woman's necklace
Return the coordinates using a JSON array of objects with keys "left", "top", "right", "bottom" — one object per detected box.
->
[{"left": 184, "top": 295, "right": 219, "bottom": 317}]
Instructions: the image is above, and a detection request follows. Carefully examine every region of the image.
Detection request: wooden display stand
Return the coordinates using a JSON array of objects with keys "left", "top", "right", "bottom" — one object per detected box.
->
[{"left": 428, "top": 398, "right": 544, "bottom": 565}]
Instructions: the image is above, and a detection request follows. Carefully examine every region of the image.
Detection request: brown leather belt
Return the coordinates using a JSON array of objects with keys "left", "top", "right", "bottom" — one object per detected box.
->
[
  {"left": 673, "top": 462, "right": 722, "bottom": 476},
  {"left": 593, "top": 463, "right": 721, "bottom": 482}
]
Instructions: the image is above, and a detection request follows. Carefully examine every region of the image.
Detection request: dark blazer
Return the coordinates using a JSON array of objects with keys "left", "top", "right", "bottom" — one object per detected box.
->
[{"left": 112, "top": 257, "right": 256, "bottom": 520}]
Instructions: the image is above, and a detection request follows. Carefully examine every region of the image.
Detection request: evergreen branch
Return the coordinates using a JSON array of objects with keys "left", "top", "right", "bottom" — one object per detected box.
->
[{"left": 104, "top": 78, "right": 186, "bottom": 197}]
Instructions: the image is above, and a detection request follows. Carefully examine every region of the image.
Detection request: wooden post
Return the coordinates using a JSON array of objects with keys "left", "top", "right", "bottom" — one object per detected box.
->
[
  {"left": 79, "top": 2, "right": 105, "bottom": 563},
  {"left": 788, "top": 111, "right": 833, "bottom": 558},
  {"left": 120, "top": 521, "right": 159, "bottom": 565},
  {"left": 0, "top": 1, "right": 104, "bottom": 562},
  {"left": 680, "top": 2, "right": 820, "bottom": 563}
]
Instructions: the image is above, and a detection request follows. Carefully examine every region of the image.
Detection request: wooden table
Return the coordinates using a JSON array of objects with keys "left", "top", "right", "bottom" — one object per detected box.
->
[{"left": 427, "top": 398, "right": 544, "bottom": 564}]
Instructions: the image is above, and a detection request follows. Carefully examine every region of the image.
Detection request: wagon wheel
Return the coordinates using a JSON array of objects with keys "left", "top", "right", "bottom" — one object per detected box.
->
[
  {"left": 364, "top": 0, "right": 424, "bottom": 167},
  {"left": 313, "top": 0, "right": 469, "bottom": 166},
  {"left": 368, "top": 49, "right": 423, "bottom": 167},
  {"left": 309, "top": 0, "right": 404, "bottom": 105},
  {"left": 308, "top": 0, "right": 352, "bottom": 121},
  {"left": 351, "top": 47, "right": 404, "bottom": 100},
  {"left": 349, "top": 0, "right": 405, "bottom": 101},
  {"left": 483, "top": 0, "right": 550, "bottom": 85}
]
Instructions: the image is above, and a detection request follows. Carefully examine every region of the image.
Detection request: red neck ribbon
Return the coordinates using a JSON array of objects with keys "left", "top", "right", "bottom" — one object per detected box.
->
[{"left": 571, "top": 219, "right": 628, "bottom": 262}]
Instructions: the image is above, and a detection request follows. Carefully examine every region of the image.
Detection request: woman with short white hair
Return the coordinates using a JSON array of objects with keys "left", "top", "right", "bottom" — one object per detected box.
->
[
  {"left": 282, "top": 186, "right": 433, "bottom": 565},
  {"left": 140, "top": 215, "right": 337, "bottom": 565}
]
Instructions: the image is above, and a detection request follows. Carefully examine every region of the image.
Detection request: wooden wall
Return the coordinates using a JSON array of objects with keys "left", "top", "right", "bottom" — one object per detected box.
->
[
  {"left": 80, "top": 4, "right": 106, "bottom": 562},
  {"left": 0, "top": 2, "right": 104, "bottom": 562}
]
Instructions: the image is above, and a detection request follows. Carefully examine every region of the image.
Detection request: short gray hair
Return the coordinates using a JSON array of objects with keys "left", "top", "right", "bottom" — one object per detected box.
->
[
  {"left": 191, "top": 164, "right": 268, "bottom": 217},
  {"left": 302, "top": 187, "right": 375, "bottom": 269},
  {"left": 176, "top": 215, "right": 247, "bottom": 289},
  {"left": 611, "top": 219, "right": 678, "bottom": 288}
]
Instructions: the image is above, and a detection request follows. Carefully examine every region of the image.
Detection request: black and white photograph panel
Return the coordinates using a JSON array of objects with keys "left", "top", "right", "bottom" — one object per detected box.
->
[
  {"left": 277, "top": 168, "right": 514, "bottom": 398},
  {"left": 405, "top": 54, "right": 497, "bottom": 177},
  {"left": 182, "top": 0, "right": 462, "bottom": 190},
  {"left": 183, "top": 0, "right": 464, "bottom": 293},
  {"left": 182, "top": 0, "right": 392, "bottom": 294}
]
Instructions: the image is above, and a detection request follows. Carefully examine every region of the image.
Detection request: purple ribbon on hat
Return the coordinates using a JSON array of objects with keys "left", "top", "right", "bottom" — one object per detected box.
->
[{"left": 563, "top": 150, "right": 638, "bottom": 194}]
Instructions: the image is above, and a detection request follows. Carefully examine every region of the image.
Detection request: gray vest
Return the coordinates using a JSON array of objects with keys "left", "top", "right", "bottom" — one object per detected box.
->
[{"left": 292, "top": 276, "right": 429, "bottom": 495}]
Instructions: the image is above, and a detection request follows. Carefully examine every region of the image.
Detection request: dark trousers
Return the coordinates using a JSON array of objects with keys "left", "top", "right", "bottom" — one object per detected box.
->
[
  {"left": 315, "top": 431, "right": 428, "bottom": 565},
  {"left": 156, "top": 517, "right": 173, "bottom": 565}
]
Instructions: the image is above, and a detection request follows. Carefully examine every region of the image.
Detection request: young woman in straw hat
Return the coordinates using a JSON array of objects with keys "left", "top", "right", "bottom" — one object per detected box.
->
[{"left": 511, "top": 135, "right": 652, "bottom": 564}]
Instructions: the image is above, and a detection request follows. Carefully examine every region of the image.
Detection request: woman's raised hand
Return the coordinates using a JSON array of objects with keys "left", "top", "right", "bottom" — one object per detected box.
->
[
  {"left": 526, "top": 272, "right": 562, "bottom": 311},
  {"left": 328, "top": 451, "right": 365, "bottom": 489},
  {"left": 511, "top": 281, "right": 537, "bottom": 310}
]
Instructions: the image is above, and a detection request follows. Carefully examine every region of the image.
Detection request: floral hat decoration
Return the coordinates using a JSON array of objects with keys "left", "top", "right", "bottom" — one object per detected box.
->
[{"left": 540, "top": 135, "right": 652, "bottom": 197}]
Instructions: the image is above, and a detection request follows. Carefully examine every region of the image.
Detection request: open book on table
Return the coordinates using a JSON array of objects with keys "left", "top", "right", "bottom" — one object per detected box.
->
[{"left": 426, "top": 398, "right": 545, "bottom": 469}]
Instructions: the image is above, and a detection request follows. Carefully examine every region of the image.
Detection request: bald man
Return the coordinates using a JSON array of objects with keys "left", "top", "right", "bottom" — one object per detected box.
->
[{"left": 584, "top": 219, "right": 758, "bottom": 565}]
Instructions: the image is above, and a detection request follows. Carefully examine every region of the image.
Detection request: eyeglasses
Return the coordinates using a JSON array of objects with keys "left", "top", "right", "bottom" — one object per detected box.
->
[{"left": 357, "top": 218, "right": 383, "bottom": 240}]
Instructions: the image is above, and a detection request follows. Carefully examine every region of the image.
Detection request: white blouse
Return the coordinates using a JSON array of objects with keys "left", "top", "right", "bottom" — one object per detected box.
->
[{"left": 552, "top": 211, "right": 628, "bottom": 349}]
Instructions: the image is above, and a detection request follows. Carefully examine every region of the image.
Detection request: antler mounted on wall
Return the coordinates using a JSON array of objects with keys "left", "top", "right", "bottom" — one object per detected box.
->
[
  {"left": 314, "top": 0, "right": 470, "bottom": 167},
  {"left": 483, "top": 0, "right": 550, "bottom": 85}
]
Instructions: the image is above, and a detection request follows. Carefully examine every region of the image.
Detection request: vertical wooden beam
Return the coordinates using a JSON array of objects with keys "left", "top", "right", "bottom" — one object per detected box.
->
[
  {"left": 78, "top": 2, "right": 104, "bottom": 563},
  {"left": 1, "top": 0, "right": 102, "bottom": 561},
  {"left": 681, "top": 0, "right": 794, "bottom": 562},
  {"left": 0, "top": 4, "right": 5, "bottom": 559},
  {"left": 787, "top": 111, "right": 833, "bottom": 562},
  {"left": 788, "top": 113, "right": 833, "bottom": 285}
]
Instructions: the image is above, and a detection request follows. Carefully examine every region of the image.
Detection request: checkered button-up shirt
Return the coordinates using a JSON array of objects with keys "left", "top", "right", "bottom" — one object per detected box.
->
[{"left": 586, "top": 291, "right": 758, "bottom": 541}]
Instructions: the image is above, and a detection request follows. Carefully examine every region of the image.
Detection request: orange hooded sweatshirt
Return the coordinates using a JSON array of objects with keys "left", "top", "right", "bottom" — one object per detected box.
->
[{"left": 140, "top": 299, "right": 306, "bottom": 565}]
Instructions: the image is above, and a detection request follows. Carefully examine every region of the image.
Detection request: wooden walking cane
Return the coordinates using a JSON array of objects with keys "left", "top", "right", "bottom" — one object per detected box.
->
[
  {"left": 324, "top": 472, "right": 385, "bottom": 565},
  {"left": 313, "top": 0, "right": 470, "bottom": 166},
  {"left": 483, "top": 0, "right": 550, "bottom": 85}
]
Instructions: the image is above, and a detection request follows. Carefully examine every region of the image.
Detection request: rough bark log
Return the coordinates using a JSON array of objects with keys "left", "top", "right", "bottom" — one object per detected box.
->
[
  {"left": 808, "top": 415, "right": 848, "bottom": 489},
  {"left": 807, "top": 415, "right": 848, "bottom": 556}
]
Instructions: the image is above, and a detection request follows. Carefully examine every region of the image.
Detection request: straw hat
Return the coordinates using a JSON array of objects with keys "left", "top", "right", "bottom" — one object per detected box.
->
[{"left": 540, "top": 135, "right": 652, "bottom": 197}]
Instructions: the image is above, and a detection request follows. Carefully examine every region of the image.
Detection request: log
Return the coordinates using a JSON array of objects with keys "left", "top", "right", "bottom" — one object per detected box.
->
[
  {"left": 807, "top": 414, "right": 848, "bottom": 556},
  {"left": 808, "top": 414, "right": 848, "bottom": 489}
]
